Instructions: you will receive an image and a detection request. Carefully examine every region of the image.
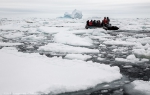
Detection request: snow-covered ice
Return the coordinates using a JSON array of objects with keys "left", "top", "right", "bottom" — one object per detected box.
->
[
  {"left": 53, "top": 32, "right": 93, "bottom": 47},
  {"left": 103, "top": 40, "right": 137, "bottom": 46},
  {"left": 0, "top": 47, "right": 122, "bottom": 94},
  {"left": 0, "top": 31, "right": 24, "bottom": 39},
  {"left": 38, "top": 43, "right": 99, "bottom": 54},
  {"left": 126, "top": 37, "right": 150, "bottom": 44},
  {"left": 115, "top": 54, "right": 149, "bottom": 63},
  {"left": 0, "top": 24, "right": 21, "bottom": 31},
  {"left": 21, "top": 35, "right": 46, "bottom": 41},
  {"left": 0, "top": 42, "right": 23, "bottom": 46},
  {"left": 67, "top": 29, "right": 94, "bottom": 34},
  {"left": 134, "top": 43, "right": 150, "bottom": 49},
  {"left": 64, "top": 54, "right": 92, "bottom": 61},
  {"left": 37, "top": 26, "right": 69, "bottom": 34},
  {"left": 133, "top": 48, "right": 150, "bottom": 59},
  {"left": 124, "top": 80, "right": 150, "bottom": 95}
]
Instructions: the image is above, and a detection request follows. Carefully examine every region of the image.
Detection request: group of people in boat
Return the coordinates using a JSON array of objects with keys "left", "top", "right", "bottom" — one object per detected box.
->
[
  {"left": 86, "top": 17, "right": 119, "bottom": 30},
  {"left": 86, "top": 17, "right": 110, "bottom": 27}
]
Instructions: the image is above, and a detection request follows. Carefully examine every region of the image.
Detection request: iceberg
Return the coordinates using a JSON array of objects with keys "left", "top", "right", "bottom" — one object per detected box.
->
[
  {"left": 64, "top": 12, "right": 72, "bottom": 18},
  {"left": 71, "top": 9, "right": 82, "bottom": 19},
  {"left": 64, "top": 9, "right": 83, "bottom": 19}
]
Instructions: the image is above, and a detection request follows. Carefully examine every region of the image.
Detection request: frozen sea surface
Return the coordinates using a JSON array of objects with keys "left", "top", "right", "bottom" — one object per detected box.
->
[{"left": 0, "top": 17, "right": 150, "bottom": 95}]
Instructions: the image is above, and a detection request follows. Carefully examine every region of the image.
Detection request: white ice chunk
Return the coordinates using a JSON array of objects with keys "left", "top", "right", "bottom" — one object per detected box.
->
[
  {"left": 124, "top": 80, "right": 150, "bottom": 95},
  {"left": 38, "top": 43, "right": 99, "bottom": 54},
  {"left": 28, "top": 28, "right": 39, "bottom": 34},
  {"left": 0, "top": 47, "right": 122, "bottom": 94},
  {"left": 37, "top": 26, "right": 69, "bottom": 34},
  {"left": 22, "top": 35, "right": 46, "bottom": 41},
  {"left": 67, "top": 29, "right": 93, "bottom": 35},
  {"left": 126, "top": 54, "right": 137, "bottom": 60},
  {"left": 103, "top": 40, "right": 137, "bottom": 46},
  {"left": 126, "top": 37, "right": 150, "bottom": 44},
  {"left": 0, "top": 24, "right": 21, "bottom": 31},
  {"left": 90, "top": 36, "right": 113, "bottom": 41},
  {"left": 115, "top": 54, "right": 148, "bottom": 63},
  {"left": 134, "top": 34, "right": 147, "bottom": 38},
  {"left": 2, "top": 32, "right": 24, "bottom": 39},
  {"left": 0, "top": 42, "right": 23, "bottom": 46},
  {"left": 53, "top": 32, "right": 93, "bottom": 47},
  {"left": 134, "top": 43, "right": 150, "bottom": 49},
  {"left": 64, "top": 54, "right": 92, "bottom": 61},
  {"left": 92, "top": 30, "right": 108, "bottom": 36},
  {"left": 133, "top": 48, "right": 150, "bottom": 59}
]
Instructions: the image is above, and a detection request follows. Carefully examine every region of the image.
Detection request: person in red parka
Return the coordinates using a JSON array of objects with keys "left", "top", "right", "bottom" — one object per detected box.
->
[
  {"left": 102, "top": 17, "right": 108, "bottom": 26},
  {"left": 89, "top": 20, "right": 93, "bottom": 26}
]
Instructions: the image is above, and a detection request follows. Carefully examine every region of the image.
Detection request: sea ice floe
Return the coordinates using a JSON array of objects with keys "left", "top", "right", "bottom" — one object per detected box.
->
[
  {"left": 90, "top": 36, "right": 114, "bottom": 41},
  {"left": 53, "top": 32, "right": 93, "bottom": 47},
  {"left": 0, "top": 42, "right": 23, "bottom": 46},
  {"left": 115, "top": 54, "right": 149, "bottom": 63},
  {"left": 126, "top": 37, "right": 150, "bottom": 44},
  {"left": 64, "top": 54, "right": 92, "bottom": 61},
  {"left": 103, "top": 40, "right": 137, "bottom": 46},
  {"left": 134, "top": 43, "right": 150, "bottom": 49},
  {"left": 0, "top": 24, "right": 21, "bottom": 31},
  {"left": 27, "top": 28, "right": 39, "bottom": 34},
  {"left": 37, "top": 26, "right": 69, "bottom": 34},
  {"left": 133, "top": 48, "right": 150, "bottom": 59},
  {"left": 0, "top": 47, "right": 122, "bottom": 94},
  {"left": 38, "top": 43, "right": 99, "bottom": 54},
  {"left": 1, "top": 31, "right": 24, "bottom": 39},
  {"left": 124, "top": 80, "right": 150, "bottom": 95},
  {"left": 67, "top": 29, "right": 93, "bottom": 35},
  {"left": 22, "top": 35, "right": 46, "bottom": 41}
]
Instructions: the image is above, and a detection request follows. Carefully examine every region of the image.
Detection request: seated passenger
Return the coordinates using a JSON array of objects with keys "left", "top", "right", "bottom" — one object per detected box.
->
[
  {"left": 107, "top": 17, "right": 110, "bottom": 24},
  {"left": 93, "top": 20, "right": 96, "bottom": 26},
  {"left": 102, "top": 17, "right": 108, "bottom": 27},
  {"left": 96, "top": 20, "right": 99, "bottom": 27},
  {"left": 86, "top": 20, "right": 89, "bottom": 26},
  {"left": 89, "top": 20, "right": 93, "bottom": 26},
  {"left": 97, "top": 20, "right": 101, "bottom": 27}
]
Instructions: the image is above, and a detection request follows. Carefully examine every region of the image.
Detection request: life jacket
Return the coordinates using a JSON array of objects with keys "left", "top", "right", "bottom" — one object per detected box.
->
[
  {"left": 103, "top": 19, "right": 107, "bottom": 24},
  {"left": 89, "top": 21, "right": 93, "bottom": 26}
]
